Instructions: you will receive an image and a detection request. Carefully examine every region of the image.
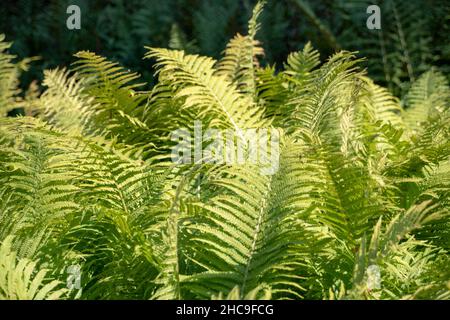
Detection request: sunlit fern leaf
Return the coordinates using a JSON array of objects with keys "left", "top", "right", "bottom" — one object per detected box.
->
[
  {"left": 175, "top": 138, "right": 335, "bottom": 299},
  {"left": 215, "top": 1, "right": 265, "bottom": 100},
  {"left": 288, "top": 51, "right": 363, "bottom": 138},
  {"left": 0, "top": 236, "right": 67, "bottom": 300},
  {"left": 308, "top": 142, "right": 386, "bottom": 246},
  {"left": 216, "top": 34, "right": 264, "bottom": 98},
  {"left": 71, "top": 51, "right": 156, "bottom": 158},
  {"left": 348, "top": 77, "right": 406, "bottom": 161},
  {"left": 39, "top": 68, "right": 94, "bottom": 134},
  {"left": 359, "top": 76, "right": 404, "bottom": 128},
  {"left": 145, "top": 48, "right": 269, "bottom": 132},
  {"left": 284, "top": 42, "right": 320, "bottom": 82},
  {"left": 256, "top": 43, "right": 321, "bottom": 127},
  {"left": 0, "top": 34, "right": 22, "bottom": 117},
  {"left": 0, "top": 119, "right": 81, "bottom": 245}
]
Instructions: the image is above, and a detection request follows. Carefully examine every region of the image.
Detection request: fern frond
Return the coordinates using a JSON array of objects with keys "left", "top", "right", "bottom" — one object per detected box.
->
[
  {"left": 173, "top": 138, "right": 334, "bottom": 299},
  {"left": 289, "top": 51, "right": 362, "bottom": 137},
  {"left": 0, "top": 236, "right": 67, "bottom": 300},
  {"left": 168, "top": 23, "right": 199, "bottom": 54},
  {"left": 215, "top": 0, "right": 265, "bottom": 99},
  {"left": 0, "top": 34, "right": 21, "bottom": 116},
  {"left": 403, "top": 69, "right": 450, "bottom": 133},
  {"left": 71, "top": 51, "right": 159, "bottom": 158},
  {"left": 145, "top": 48, "right": 268, "bottom": 132},
  {"left": 284, "top": 42, "right": 321, "bottom": 81},
  {"left": 216, "top": 34, "right": 264, "bottom": 98},
  {"left": 39, "top": 68, "right": 94, "bottom": 133}
]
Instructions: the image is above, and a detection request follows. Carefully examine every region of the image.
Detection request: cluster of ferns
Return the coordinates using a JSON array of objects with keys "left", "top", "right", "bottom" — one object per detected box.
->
[{"left": 0, "top": 1, "right": 448, "bottom": 300}]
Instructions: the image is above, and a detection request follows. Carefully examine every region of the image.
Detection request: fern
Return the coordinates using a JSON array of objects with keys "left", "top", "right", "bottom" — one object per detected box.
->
[
  {"left": 0, "top": 34, "right": 31, "bottom": 117},
  {"left": 0, "top": 2, "right": 448, "bottom": 301},
  {"left": 145, "top": 48, "right": 268, "bottom": 132},
  {"left": 0, "top": 236, "right": 67, "bottom": 300},
  {"left": 403, "top": 69, "right": 450, "bottom": 133},
  {"left": 216, "top": 0, "right": 265, "bottom": 100}
]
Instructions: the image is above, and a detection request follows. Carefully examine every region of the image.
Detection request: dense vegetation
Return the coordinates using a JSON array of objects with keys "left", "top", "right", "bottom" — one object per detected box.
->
[{"left": 0, "top": 1, "right": 449, "bottom": 300}]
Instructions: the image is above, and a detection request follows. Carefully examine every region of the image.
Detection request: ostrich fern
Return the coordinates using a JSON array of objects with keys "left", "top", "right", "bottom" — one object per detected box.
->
[{"left": 0, "top": 1, "right": 449, "bottom": 300}]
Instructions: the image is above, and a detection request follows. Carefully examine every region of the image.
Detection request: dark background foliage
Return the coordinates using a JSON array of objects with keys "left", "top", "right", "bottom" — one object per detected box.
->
[{"left": 1, "top": 0, "right": 449, "bottom": 95}]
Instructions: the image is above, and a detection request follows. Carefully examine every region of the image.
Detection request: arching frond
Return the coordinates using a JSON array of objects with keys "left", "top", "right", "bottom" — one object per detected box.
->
[
  {"left": 71, "top": 51, "right": 157, "bottom": 158},
  {"left": 0, "top": 236, "right": 67, "bottom": 300},
  {"left": 38, "top": 68, "right": 94, "bottom": 133},
  {"left": 403, "top": 69, "right": 450, "bottom": 133},
  {"left": 145, "top": 48, "right": 268, "bottom": 132}
]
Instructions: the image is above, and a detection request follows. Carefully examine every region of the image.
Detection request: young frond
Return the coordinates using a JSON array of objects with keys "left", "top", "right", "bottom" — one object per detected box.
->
[
  {"left": 215, "top": 1, "right": 265, "bottom": 99},
  {"left": 289, "top": 51, "right": 363, "bottom": 137},
  {"left": 284, "top": 42, "right": 320, "bottom": 81},
  {"left": 215, "top": 34, "right": 264, "bottom": 98}
]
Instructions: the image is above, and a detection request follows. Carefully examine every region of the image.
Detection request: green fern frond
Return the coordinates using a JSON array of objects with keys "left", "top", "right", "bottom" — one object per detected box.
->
[
  {"left": 168, "top": 23, "right": 199, "bottom": 54},
  {"left": 145, "top": 48, "right": 268, "bottom": 132},
  {"left": 0, "top": 236, "right": 67, "bottom": 300},
  {"left": 39, "top": 68, "right": 94, "bottom": 133},
  {"left": 0, "top": 34, "right": 21, "bottom": 116},
  {"left": 284, "top": 42, "right": 321, "bottom": 81},
  {"left": 214, "top": 0, "right": 266, "bottom": 100},
  {"left": 403, "top": 69, "right": 450, "bottom": 133},
  {"left": 216, "top": 34, "right": 264, "bottom": 99},
  {"left": 289, "top": 51, "right": 363, "bottom": 137},
  {"left": 173, "top": 138, "right": 333, "bottom": 299},
  {"left": 71, "top": 51, "right": 160, "bottom": 157}
]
